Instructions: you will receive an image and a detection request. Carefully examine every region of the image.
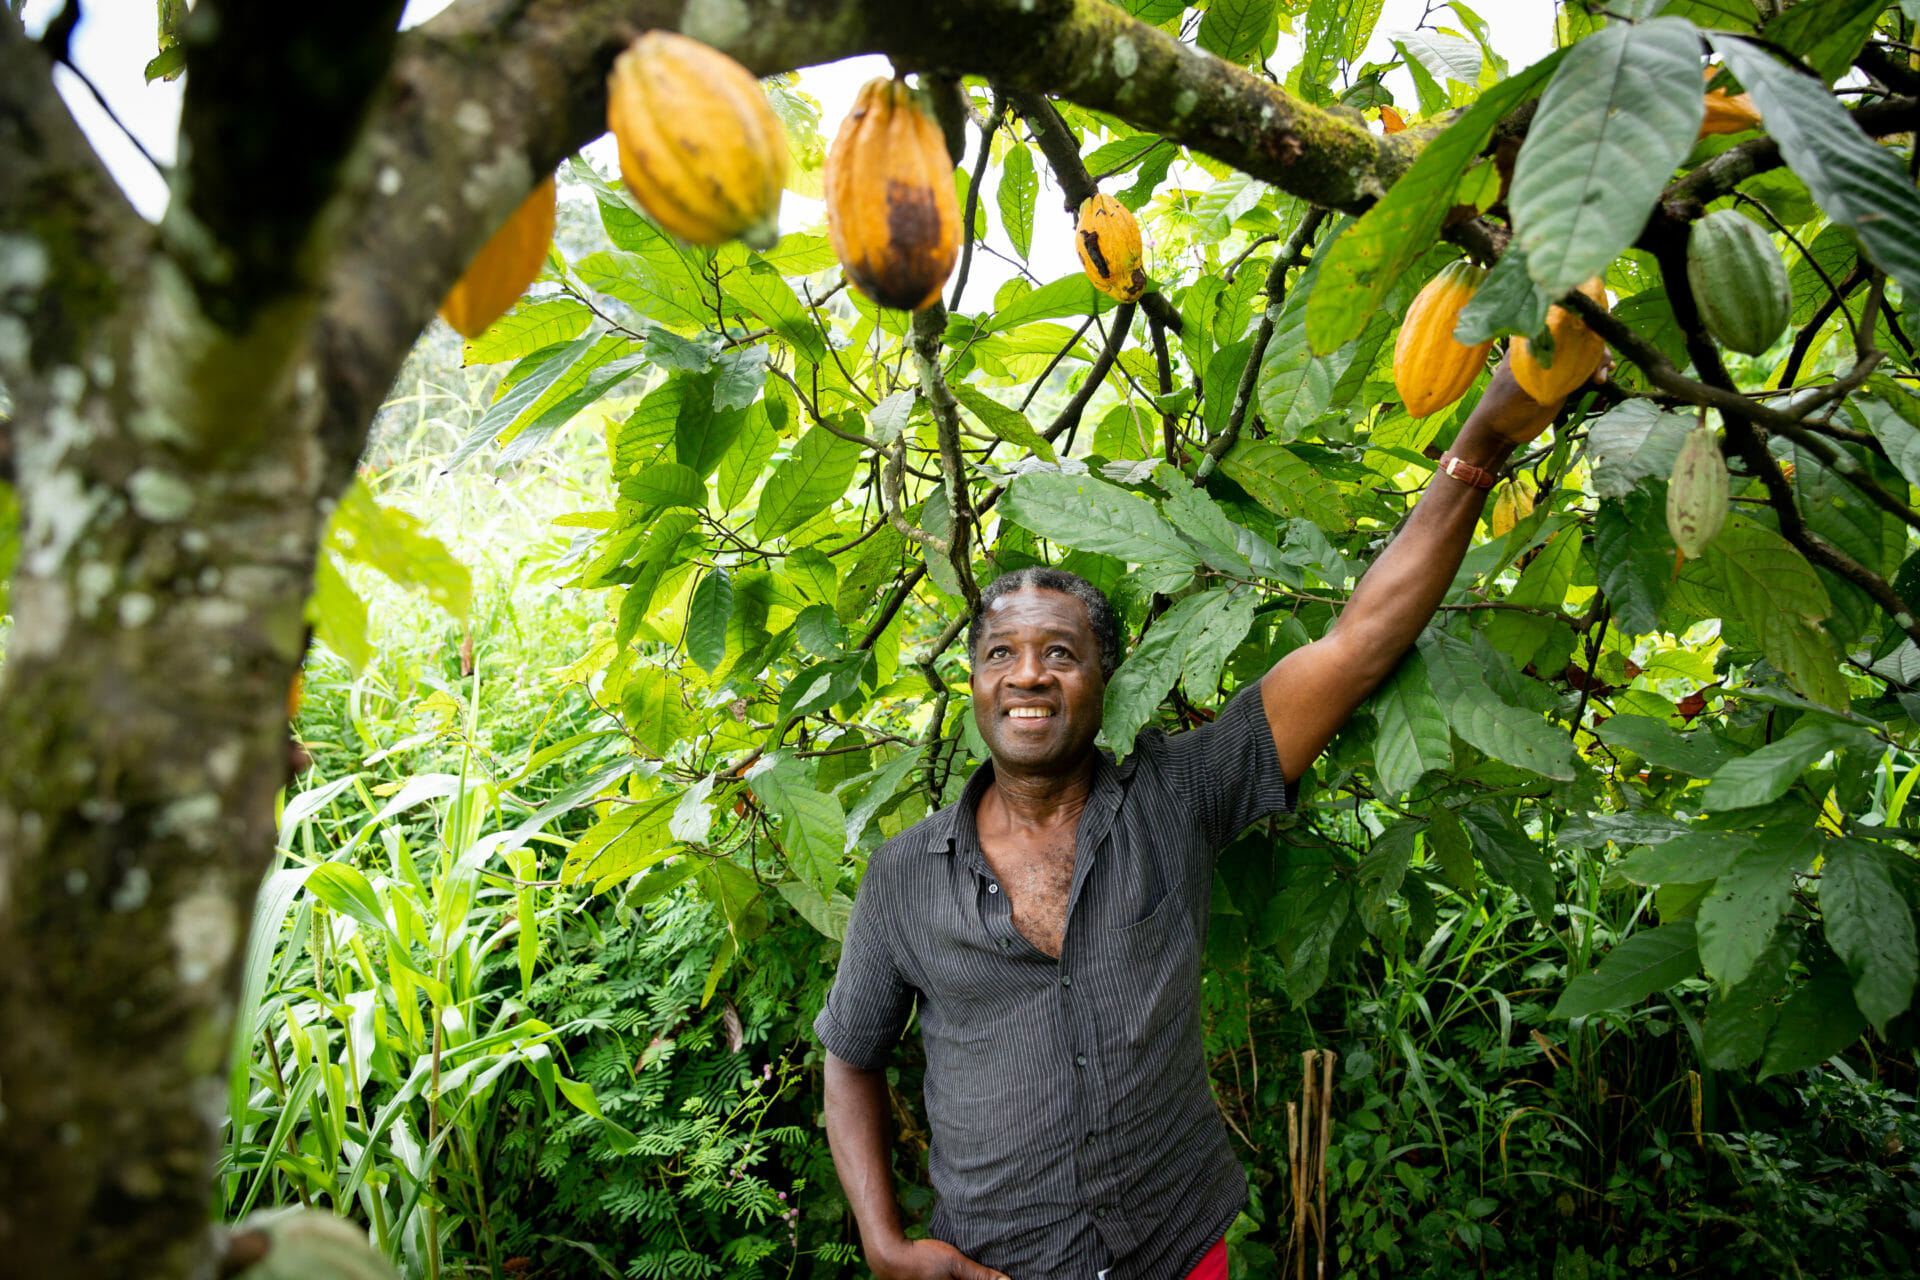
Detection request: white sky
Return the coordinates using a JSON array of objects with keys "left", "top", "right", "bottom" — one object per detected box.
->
[{"left": 20, "top": 0, "right": 1557, "bottom": 297}]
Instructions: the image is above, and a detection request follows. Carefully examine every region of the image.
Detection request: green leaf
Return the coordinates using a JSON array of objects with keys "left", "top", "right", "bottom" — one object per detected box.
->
[
  {"left": 720, "top": 261, "right": 826, "bottom": 363},
  {"left": 1452, "top": 245, "right": 1550, "bottom": 345},
  {"left": 1198, "top": 0, "right": 1278, "bottom": 64},
  {"left": 672, "top": 374, "right": 753, "bottom": 480},
  {"left": 842, "top": 746, "right": 926, "bottom": 851},
  {"left": 1759, "top": 955, "right": 1867, "bottom": 1078},
  {"left": 1704, "top": 929, "right": 1794, "bottom": 1069},
  {"left": 1700, "top": 517, "right": 1845, "bottom": 710},
  {"left": 1219, "top": 441, "right": 1350, "bottom": 532},
  {"left": 1615, "top": 833, "right": 1750, "bottom": 886},
  {"left": 1757, "top": 0, "right": 1885, "bottom": 83},
  {"left": 1661, "top": 0, "right": 1759, "bottom": 31},
  {"left": 1279, "top": 880, "right": 1352, "bottom": 1005},
  {"left": 1820, "top": 839, "right": 1919, "bottom": 1034},
  {"left": 758, "top": 232, "right": 839, "bottom": 276},
  {"left": 997, "top": 142, "right": 1038, "bottom": 260},
  {"left": 1153, "top": 465, "right": 1261, "bottom": 577},
  {"left": 1712, "top": 35, "right": 1920, "bottom": 305},
  {"left": 1586, "top": 401, "right": 1692, "bottom": 499},
  {"left": 1300, "top": 0, "right": 1387, "bottom": 97},
  {"left": 620, "top": 462, "right": 706, "bottom": 511},
  {"left": 749, "top": 761, "right": 846, "bottom": 898},
  {"left": 1258, "top": 248, "right": 1355, "bottom": 439},
  {"left": 1460, "top": 803, "right": 1557, "bottom": 921},
  {"left": 326, "top": 480, "right": 472, "bottom": 618},
  {"left": 779, "top": 653, "right": 869, "bottom": 721},
  {"left": 1696, "top": 827, "right": 1820, "bottom": 988},
  {"left": 574, "top": 248, "right": 709, "bottom": 332},
  {"left": 1418, "top": 631, "right": 1575, "bottom": 780},
  {"left": 1596, "top": 715, "right": 1731, "bottom": 777},
  {"left": 1003, "top": 471, "right": 1197, "bottom": 566},
  {"left": 462, "top": 298, "right": 591, "bottom": 365},
  {"left": 1510, "top": 18, "right": 1705, "bottom": 296},
  {"left": 1553, "top": 922, "right": 1700, "bottom": 1018},
  {"left": 1855, "top": 382, "right": 1920, "bottom": 492},
  {"left": 716, "top": 401, "right": 777, "bottom": 513},
  {"left": 1306, "top": 51, "right": 1563, "bottom": 353},
  {"left": 307, "top": 556, "right": 371, "bottom": 672},
  {"left": 1426, "top": 806, "right": 1476, "bottom": 893},
  {"left": 1483, "top": 526, "right": 1578, "bottom": 668},
  {"left": 1372, "top": 653, "right": 1453, "bottom": 796},
  {"left": 754, "top": 422, "right": 862, "bottom": 540},
  {"left": 952, "top": 384, "right": 1056, "bottom": 462},
  {"left": 622, "top": 670, "right": 690, "bottom": 758},
  {"left": 687, "top": 569, "right": 732, "bottom": 672},
  {"left": 613, "top": 511, "right": 704, "bottom": 642},
  {"left": 711, "top": 345, "right": 769, "bottom": 413},
  {"left": 1179, "top": 586, "right": 1258, "bottom": 698},
  {"left": 776, "top": 880, "right": 854, "bottom": 941},
  {"left": 988, "top": 273, "right": 1115, "bottom": 331},
  {"left": 1101, "top": 589, "right": 1236, "bottom": 754},
  {"left": 1594, "top": 493, "right": 1673, "bottom": 639},
  {"left": 1701, "top": 716, "right": 1872, "bottom": 811}
]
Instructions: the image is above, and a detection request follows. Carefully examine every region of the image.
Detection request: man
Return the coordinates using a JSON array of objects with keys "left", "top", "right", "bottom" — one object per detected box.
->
[{"left": 814, "top": 358, "right": 1570, "bottom": 1279}]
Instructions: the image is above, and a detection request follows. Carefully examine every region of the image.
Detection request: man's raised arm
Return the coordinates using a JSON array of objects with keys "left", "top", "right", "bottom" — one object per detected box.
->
[{"left": 1259, "top": 357, "right": 1575, "bottom": 783}]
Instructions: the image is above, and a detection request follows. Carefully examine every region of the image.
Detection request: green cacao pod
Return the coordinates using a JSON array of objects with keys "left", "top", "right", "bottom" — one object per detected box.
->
[
  {"left": 1686, "top": 210, "right": 1791, "bottom": 357},
  {"left": 1665, "top": 424, "right": 1729, "bottom": 559}
]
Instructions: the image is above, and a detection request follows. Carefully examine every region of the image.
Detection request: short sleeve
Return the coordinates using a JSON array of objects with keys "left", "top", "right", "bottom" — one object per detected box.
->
[
  {"left": 812, "top": 855, "right": 917, "bottom": 1070},
  {"left": 1147, "top": 681, "right": 1297, "bottom": 849}
]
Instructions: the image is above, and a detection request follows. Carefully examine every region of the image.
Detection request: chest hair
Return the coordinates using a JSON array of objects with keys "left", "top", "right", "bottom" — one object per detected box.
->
[{"left": 981, "top": 829, "right": 1077, "bottom": 959}]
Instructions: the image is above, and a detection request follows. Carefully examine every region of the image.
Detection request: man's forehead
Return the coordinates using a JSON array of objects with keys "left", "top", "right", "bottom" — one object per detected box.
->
[{"left": 978, "top": 586, "right": 1093, "bottom": 634}]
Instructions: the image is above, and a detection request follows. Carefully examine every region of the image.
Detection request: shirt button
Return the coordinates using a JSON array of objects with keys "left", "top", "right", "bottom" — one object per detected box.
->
[
  {"left": 1094, "top": 1206, "right": 1111, "bottom": 1220},
  {"left": 1060, "top": 975, "right": 1072, "bottom": 988},
  {"left": 1085, "top": 1132, "right": 1096, "bottom": 1146},
  {"left": 987, "top": 883, "right": 999, "bottom": 894},
  {"left": 998, "top": 938, "right": 1011, "bottom": 949},
  {"left": 1075, "top": 1053, "right": 1087, "bottom": 1068}
]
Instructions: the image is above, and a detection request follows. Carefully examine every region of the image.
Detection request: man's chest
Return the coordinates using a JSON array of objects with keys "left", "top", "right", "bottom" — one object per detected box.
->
[{"left": 978, "top": 826, "right": 1077, "bottom": 958}]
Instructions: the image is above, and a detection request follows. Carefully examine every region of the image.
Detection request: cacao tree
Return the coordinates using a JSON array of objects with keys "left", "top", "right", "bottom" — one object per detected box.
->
[{"left": 3, "top": 1, "right": 1920, "bottom": 1276}]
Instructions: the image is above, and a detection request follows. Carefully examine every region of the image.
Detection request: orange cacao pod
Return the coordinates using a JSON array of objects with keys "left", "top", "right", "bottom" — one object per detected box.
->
[
  {"left": 607, "top": 32, "right": 787, "bottom": 249},
  {"left": 1511, "top": 277, "right": 1609, "bottom": 403},
  {"left": 1698, "top": 66, "right": 1762, "bottom": 138},
  {"left": 1076, "top": 194, "right": 1147, "bottom": 303},
  {"left": 825, "top": 78, "right": 960, "bottom": 311},
  {"left": 1487, "top": 478, "right": 1533, "bottom": 538},
  {"left": 1393, "top": 260, "right": 1494, "bottom": 418},
  {"left": 438, "top": 176, "right": 556, "bottom": 339}
]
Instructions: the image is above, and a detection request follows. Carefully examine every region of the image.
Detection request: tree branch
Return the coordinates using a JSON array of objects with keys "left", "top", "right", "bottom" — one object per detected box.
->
[
  {"left": 912, "top": 302, "right": 979, "bottom": 609},
  {"left": 1660, "top": 94, "right": 1919, "bottom": 218},
  {"left": 1203, "top": 206, "right": 1327, "bottom": 475}
]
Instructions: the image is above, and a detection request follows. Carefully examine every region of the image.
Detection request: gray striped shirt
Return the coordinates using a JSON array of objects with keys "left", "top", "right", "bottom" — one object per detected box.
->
[{"left": 815, "top": 684, "right": 1296, "bottom": 1279}]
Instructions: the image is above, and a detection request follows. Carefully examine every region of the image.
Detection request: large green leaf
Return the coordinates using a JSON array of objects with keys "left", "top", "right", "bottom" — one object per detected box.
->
[
  {"left": 1371, "top": 653, "right": 1452, "bottom": 796},
  {"left": 721, "top": 260, "right": 826, "bottom": 363},
  {"left": 997, "top": 142, "right": 1038, "bottom": 261},
  {"left": 1596, "top": 715, "right": 1731, "bottom": 777},
  {"left": 1594, "top": 492, "right": 1673, "bottom": 638},
  {"left": 1002, "top": 472, "right": 1197, "bottom": 565},
  {"left": 748, "top": 761, "right": 845, "bottom": 898},
  {"left": 1198, "top": 0, "right": 1277, "bottom": 64},
  {"left": 1553, "top": 922, "right": 1700, "bottom": 1019},
  {"left": 1703, "top": 930, "right": 1794, "bottom": 1069},
  {"left": 1820, "top": 839, "right": 1919, "bottom": 1034},
  {"left": 1757, "top": 0, "right": 1886, "bottom": 83},
  {"left": 621, "top": 669, "right": 690, "bottom": 758},
  {"left": 1258, "top": 247, "right": 1361, "bottom": 439},
  {"left": 1759, "top": 956, "right": 1867, "bottom": 1078},
  {"left": 1483, "top": 526, "right": 1578, "bottom": 668},
  {"left": 1306, "top": 51, "right": 1563, "bottom": 353},
  {"left": 1101, "top": 589, "right": 1235, "bottom": 754},
  {"left": 1179, "top": 586, "right": 1258, "bottom": 698},
  {"left": 1510, "top": 18, "right": 1705, "bottom": 296},
  {"left": 1712, "top": 35, "right": 1920, "bottom": 305},
  {"left": 1696, "top": 827, "right": 1819, "bottom": 989},
  {"left": 1586, "top": 402, "right": 1692, "bottom": 500},
  {"left": 621, "top": 463, "right": 706, "bottom": 511},
  {"left": 1699, "top": 517, "right": 1846, "bottom": 710},
  {"left": 686, "top": 569, "right": 733, "bottom": 672},
  {"left": 1418, "top": 631, "right": 1575, "bottom": 780},
  {"left": 1615, "top": 833, "right": 1749, "bottom": 886},
  {"left": 952, "top": 384, "right": 1056, "bottom": 461},
  {"left": 326, "top": 480, "right": 472, "bottom": 619},
  {"left": 1452, "top": 245, "right": 1550, "bottom": 346},
  {"left": 988, "top": 273, "right": 1115, "bottom": 331},
  {"left": 1459, "top": 803, "right": 1557, "bottom": 921},
  {"left": 1219, "top": 442, "right": 1349, "bottom": 531},
  {"left": 463, "top": 298, "right": 591, "bottom": 365},
  {"left": 1855, "top": 382, "right": 1920, "bottom": 491},
  {"left": 753, "top": 422, "right": 862, "bottom": 540},
  {"left": 716, "top": 401, "right": 777, "bottom": 513},
  {"left": 1701, "top": 716, "right": 1873, "bottom": 810},
  {"left": 453, "top": 332, "right": 644, "bottom": 469}
]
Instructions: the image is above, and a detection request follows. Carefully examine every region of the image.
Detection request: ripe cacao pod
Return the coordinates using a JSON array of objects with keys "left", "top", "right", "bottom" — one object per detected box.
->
[
  {"left": 1686, "top": 209, "right": 1792, "bottom": 356},
  {"left": 438, "top": 176, "right": 556, "bottom": 339},
  {"left": 1511, "top": 277, "right": 1609, "bottom": 403},
  {"left": 825, "top": 77, "right": 961, "bottom": 311},
  {"left": 1699, "top": 66, "right": 1762, "bottom": 137},
  {"left": 1487, "top": 477, "right": 1534, "bottom": 538},
  {"left": 607, "top": 32, "right": 787, "bottom": 250},
  {"left": 1076, "top": 194, "right": 1147, "bottom": 303},
  {"left": 1393, "top": 260, "right": 1494, "bottom": 418},
  {"left": 1665, "top": 424, "right": 1729, "bottom": 558}
]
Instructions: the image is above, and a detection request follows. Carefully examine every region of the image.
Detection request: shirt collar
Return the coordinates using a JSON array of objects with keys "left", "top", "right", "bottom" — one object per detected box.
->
[{"left": 918, "top": 746, "right": 1138, "bottom": 855}]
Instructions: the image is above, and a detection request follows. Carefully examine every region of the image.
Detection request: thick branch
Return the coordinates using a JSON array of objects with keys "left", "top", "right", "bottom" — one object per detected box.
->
[
  {"left": 1661, "top": 94, "right": 1919, "bottom": 217},
  {"left": 912, "top": 302, "right": 979, "bottom": 609},
  {"left": 1204, "top": 207, "right": 1327, "bottom": 473},
  {"left": 1046, "top": 300, "right": 1135, "bottom": 441}
]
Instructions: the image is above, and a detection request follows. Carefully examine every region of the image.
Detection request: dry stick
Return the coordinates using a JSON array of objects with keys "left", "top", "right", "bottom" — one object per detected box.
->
[
  {"left": 949, "top": 90, "right": 1007, "bottom": 314},
  {"left": 1287, "top": 1100, "right": 1304, "bottom": 1280},
  {"left": 1316, "top": 1049, "right": 1335, "bottom": 1280},
  {"left": 1003, "top": 86, "right": 1184, "bottom": 337},
  {"left": 1201, "top": 207, "right": 1330, "bottom": 478}
]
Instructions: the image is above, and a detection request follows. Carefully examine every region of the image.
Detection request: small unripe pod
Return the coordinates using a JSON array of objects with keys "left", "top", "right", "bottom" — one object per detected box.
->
[
  {"left": 1687, "top": 210, "right": 1792, "bottom": 357},
  {"left": 1666, "top": 424, "right": 1729, "bottom": 558}
]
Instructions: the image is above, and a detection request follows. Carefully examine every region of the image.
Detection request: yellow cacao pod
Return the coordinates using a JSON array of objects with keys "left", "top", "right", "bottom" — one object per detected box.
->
[
  {"left": 438, "top": 176, "right": 556, "bottom": 339},
  {"left": 1665, "top": 424, "right": 1729, "bottom": 558},
  {"left": 1512, "top": 277, "right": 1609, "bottom": 404},
  {"left": 1393, "top": 260, "right": 1494, "bottom": 418},
  {"left": 1487, "top": 478, "right": 1534, "bottom": 538},
  {"left": 825, "top": 78, "right": 961, "bottom": 311},
  {"left": 607, "top": 32, "right": 787, "bottom": 250},
  {"left": 1075, "top": 194, "right": 1147, "bottom": 303},
  {"left": 1699, "top": 66, "right": 1762, "bottom": 138}
]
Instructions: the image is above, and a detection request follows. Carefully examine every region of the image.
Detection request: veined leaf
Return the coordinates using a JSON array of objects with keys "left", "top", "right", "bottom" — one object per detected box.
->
[
  {"left": 998, "top": 142, "right": 1038, "bottom": 261},
  {"left": 1712, "top": 35, "right": 1920, "bottom": 306},
  {"left": 1586, "top": 401, "right": 1692, "bottom": 499},
  {"left": 1553, "top": 922, "right": 1700, "bottom": 1018},
  {"left": 1758, "top": 955, "right": 1867, "bottom": 1079},
  {"left": 1003, "top": 471, "right": 1197, "bottom": 565},
  {"left": 1702, "top": 717, "right": 1873, "bottom": 810},
  {"left": 1452, "top": 245, "right": 1550, "bottom": 345},
  {"left": 842, "top": 747, "right": 926, "bottom": 852},
  {"left": 1819, "top": 838, "right": 1919, "bottom": 1034},
  {"left": 687, "top": 569, "right": 733, "bottom": 672},
  {"left": 1615, "top": 833, "right": 1750, "bottom": 886},
  {"left": 1459, "top": 803, "right": 1557, "bottom": 921},
  {"left": 1593, "top": 491, "right": 1672, "bottom": 638},
  {"left": 1371, "top": 653, "right": 1452, "bottom": 796},
  {"left": 952, "top": 384, "right": 1056, "bottom": 462},
  {"left": 1219, "top": 441, "right": 1350, "bottom": 531},
  {"left": 753, "top": 422, "right": 862, "bottom": 540},
  {"left": 988, "top": 273, "right": 1115, "bottom": 331},
  {"left": 1101, "top": 589, "right": 1235, "bottom": 754},
  {"left": 1307, "top": 51, "right": 1562, "bottom": 353},
  {"left": 749, "top": 761, "right": 845, "bottom": 898},
  {"left": 1596, "top": 715, "right": 1731, "bottom": 777},
  {"left": 1758, "top": 0, "right": 1885, "bottom": 83},
  {"left": 622, "top": 669, "right": 690, "bottom": 757},
  {"left": 722, "top": 261, "right": 826, "bottom": 363},
  {"left": 327, "top": 480, "right": 471, "bottom": 618},
  {"left": 463, "top": 298, "right": 590, "bottom": 365},
  {"left": 1511, "top": 18, "right": 1704, "bottom": 296},
  {"left": 716, "top": 401, "right": 777, "bottom": 513},
  {"left": 1198, "top": 0, "right": 1278, "bottom": 64},
  {"left": 620, "top": 463, "right": 706, "bottom": 511},
  {"left": 1417, "top": 630, "right": 1575, "bottom": 780},
  {"left": 1696, "top": 826, "right": 1821, "bottom": 989}
]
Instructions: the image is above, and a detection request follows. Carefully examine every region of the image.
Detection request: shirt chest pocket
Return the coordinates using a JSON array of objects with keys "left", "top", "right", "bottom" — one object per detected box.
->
[{"left": 1105, "top": 890, "right": 1200, "bottom": 1047}]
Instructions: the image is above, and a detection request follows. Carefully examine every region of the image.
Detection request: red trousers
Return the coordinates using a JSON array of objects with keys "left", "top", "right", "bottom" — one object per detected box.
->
[{"left": 1185, "top": 1237, "right": 1227, "bottom": 1280}]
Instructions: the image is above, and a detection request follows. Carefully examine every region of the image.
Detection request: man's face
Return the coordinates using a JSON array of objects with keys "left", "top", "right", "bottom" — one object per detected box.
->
[{"left": 969, "top": 587, "right": 1106, "bottom": 775}]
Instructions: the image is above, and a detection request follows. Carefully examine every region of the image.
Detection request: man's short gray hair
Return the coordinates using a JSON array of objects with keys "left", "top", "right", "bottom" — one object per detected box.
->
[{"left": 967, "top": 567, "right": 1122, "bottom": 678}]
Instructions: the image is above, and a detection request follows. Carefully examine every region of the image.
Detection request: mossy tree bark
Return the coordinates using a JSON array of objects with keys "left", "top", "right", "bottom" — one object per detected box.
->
[{"left": 0, "top": 1, "right": 1435, "bottom": 1275}]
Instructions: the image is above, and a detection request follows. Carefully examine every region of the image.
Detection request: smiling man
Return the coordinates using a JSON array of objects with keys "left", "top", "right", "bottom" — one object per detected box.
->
[{"left": 814, "top": 359, "right": 1571, "bottom": 1280}]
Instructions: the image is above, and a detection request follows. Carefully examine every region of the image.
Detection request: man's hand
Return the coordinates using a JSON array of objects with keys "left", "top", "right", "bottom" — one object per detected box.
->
[
  {"left": 872, "top": 1237, "right": 1011, "bottom": 1280},
  {"left": 1457, "top": 352, "right": 1610, "bottom": 457}
]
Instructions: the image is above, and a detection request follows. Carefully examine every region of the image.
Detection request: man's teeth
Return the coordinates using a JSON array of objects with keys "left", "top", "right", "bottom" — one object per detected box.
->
[{"left": 1007, "top": 707, "right": 1054, "bottom": 718}]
